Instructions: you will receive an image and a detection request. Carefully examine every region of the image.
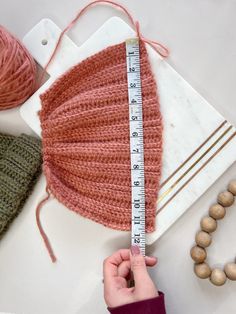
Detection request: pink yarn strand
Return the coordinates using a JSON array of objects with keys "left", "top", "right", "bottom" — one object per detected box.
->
[
  {"left": 135, "top": 21, "right": 169, "bottom": 57},
  {"left": 36, "top": 187, "right": 57, "bottom": 263},
  {"left": 39, "top": 0, "right": 169, "bottom": 85}
]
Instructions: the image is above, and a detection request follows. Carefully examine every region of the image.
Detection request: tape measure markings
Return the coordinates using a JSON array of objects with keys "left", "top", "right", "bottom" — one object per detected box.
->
[{"left": 126, "top": 38, "right": 146, "bottom": 256}]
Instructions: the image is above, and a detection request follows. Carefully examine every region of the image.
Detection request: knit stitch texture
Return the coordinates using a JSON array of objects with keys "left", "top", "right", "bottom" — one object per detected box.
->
[
  {"left": 39, "top": 40, "right": 162, "bottom": 232},
  {"left": 0, "top": 133, "right": 42, "bottom": 237}
]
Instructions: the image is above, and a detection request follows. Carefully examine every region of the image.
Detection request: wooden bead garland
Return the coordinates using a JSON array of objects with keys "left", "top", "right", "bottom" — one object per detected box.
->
[{"left": 190, "top": 180, "right": 236, "bottom": 286}]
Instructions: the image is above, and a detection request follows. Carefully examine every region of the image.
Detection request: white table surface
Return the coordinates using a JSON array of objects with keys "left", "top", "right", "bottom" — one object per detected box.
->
[{"left": 0, "top": 1, "right": 236, "bottom": 314}]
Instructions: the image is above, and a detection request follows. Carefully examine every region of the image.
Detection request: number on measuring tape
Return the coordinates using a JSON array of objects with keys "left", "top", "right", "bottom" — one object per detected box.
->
[{"left": 126, "top": 38, "right": 146, "bottom": 256}]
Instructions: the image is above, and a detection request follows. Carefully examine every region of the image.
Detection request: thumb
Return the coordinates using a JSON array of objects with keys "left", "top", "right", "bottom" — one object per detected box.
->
[{"left": 130, "top": 245, "right": 151, "bottom": 291}]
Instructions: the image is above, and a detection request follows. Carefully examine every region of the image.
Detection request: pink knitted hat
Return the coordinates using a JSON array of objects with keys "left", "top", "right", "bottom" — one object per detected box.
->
[{"left": 37, "top": 0, "right": 169, "bottom": 262}]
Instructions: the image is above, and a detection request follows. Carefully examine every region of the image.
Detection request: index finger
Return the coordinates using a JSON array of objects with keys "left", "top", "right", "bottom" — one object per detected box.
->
[{"left": 103, "top": 249, "right": 131, "bottom": 281}]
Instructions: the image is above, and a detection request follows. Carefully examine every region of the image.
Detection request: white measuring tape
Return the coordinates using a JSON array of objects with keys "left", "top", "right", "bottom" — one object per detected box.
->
[{"left": 126, "top": 38, "right": 146, "bottom": 256}]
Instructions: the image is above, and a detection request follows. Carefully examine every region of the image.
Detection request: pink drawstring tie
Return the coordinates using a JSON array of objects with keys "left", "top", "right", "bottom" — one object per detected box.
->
[{"left": 39, "top": 0, "right": 169, "bottom": 85}]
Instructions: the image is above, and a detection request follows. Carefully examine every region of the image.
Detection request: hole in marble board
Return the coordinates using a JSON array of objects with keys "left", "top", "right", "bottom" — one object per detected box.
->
[{"left": 41, "top": 39, "right": 48, "bottom": 45}]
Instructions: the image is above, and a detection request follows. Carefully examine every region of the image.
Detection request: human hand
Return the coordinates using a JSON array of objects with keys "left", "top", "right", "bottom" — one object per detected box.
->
[{"left": 103, "top": 245, "right": 158, "bottom": 308}]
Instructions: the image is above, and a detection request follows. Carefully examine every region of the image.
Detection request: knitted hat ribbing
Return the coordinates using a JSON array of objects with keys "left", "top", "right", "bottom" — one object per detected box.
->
[
  {"left": 39, "top": 39, "right": 162, "bottom": 232},
  {"left": 0, "top": 133, "right": 42, "bottom": 236}
]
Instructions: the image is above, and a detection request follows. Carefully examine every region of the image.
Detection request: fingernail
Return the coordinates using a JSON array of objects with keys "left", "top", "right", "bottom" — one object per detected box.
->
[
  {"left": 131, "top": 245, "right": 140, "bottom": 256},
  {"left": 148, "top": 256, "right": 157, "bottom": 260}
]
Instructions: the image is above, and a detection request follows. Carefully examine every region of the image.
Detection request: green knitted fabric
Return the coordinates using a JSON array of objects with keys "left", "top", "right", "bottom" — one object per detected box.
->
[{"left": 0, "top": 133, "right": 42, "bottom": 237}]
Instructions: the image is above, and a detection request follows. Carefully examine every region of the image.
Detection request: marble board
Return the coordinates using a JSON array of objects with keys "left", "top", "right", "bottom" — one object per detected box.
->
[{"left": 20, "top": 17, "right": 236, "bottom": 245}]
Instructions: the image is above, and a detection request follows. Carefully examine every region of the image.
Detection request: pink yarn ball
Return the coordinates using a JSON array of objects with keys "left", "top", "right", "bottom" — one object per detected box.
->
[{"left": 0, "top": 25, "right": 36, "bottom": 110}]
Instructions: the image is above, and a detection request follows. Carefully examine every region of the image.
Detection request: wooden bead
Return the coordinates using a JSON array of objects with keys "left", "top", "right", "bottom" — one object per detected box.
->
[
  {"left": 190, "top": 246, "right": 207, "bottom": 263},
  {"left": 217, "top": 191, "right": 234, "bottom": 207},
  {"left": 195, "top": 231, "right": 212, "bottom": 248},
  {"left": 210, "top": 268, "right": 227, "bottom": 286},
  {"left": 228, "top": 180, "right": 236, "bottom": 196},
  {"left": 209, "top": 204, "right": 226, "bottom": 220},
  {"left": 224, "top": 263, "right": 236, "bottom": 280},
  {"left": 200, "top": 216, "right": 217, "bottom": 233},
  {"left": 194, "top": 263, "right": 211, "bottom": 279}
]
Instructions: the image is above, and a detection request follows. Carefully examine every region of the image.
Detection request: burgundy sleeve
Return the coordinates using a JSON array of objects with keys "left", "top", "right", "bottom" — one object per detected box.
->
[{"left": 107, "top": 292, "right": 166, "bottom": 314}]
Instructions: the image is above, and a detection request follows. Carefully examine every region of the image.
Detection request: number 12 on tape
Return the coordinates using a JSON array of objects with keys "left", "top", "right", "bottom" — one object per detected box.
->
[{"left": 126, "top": 38, "right": 146, "bottom": 256}]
